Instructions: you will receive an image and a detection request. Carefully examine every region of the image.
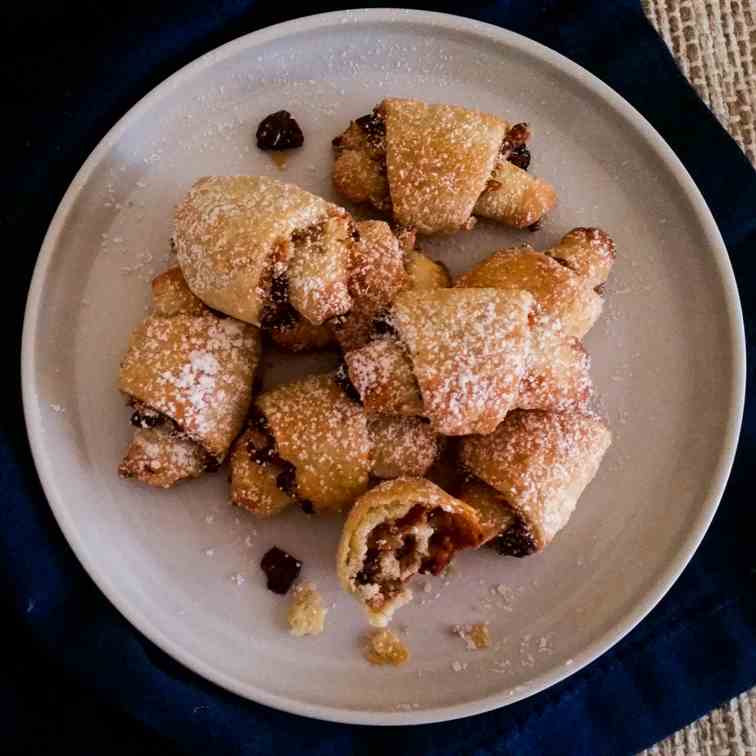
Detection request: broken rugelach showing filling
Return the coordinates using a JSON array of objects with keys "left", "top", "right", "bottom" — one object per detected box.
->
[{"left": 338, "top": 479, "right": 483, "bottom": 626}]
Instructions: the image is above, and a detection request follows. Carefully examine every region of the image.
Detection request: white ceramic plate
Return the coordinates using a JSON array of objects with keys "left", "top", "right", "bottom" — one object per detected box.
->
[{"left": 22, "top": 9, "right": 745, "bottom": 725}]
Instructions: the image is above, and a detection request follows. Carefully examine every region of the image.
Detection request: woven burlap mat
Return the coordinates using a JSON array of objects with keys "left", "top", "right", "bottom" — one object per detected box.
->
[{"left": 639, "top": 2, "right": 755, "bottom": 753}]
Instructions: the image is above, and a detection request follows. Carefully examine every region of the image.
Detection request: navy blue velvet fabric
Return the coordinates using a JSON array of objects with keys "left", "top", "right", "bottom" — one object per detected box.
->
[{"left": 3, "top": 3, "right": 754, "bottom": 754}]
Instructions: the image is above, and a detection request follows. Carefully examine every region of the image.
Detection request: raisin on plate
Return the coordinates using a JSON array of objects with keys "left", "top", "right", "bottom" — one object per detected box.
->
[
  {"left": 260, "top": 546, "right": 302, "bottom": 594},
  {"left": 256, "top": 110, "right": 304, "bottom": 151}
]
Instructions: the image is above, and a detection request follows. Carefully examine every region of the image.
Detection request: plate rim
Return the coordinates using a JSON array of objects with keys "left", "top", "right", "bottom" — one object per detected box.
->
[{"left": 20, "top": 8, "right": 746, "bottom": 726}]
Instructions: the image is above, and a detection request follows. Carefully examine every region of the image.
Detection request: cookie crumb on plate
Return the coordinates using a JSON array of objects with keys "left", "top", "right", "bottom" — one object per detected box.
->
[
  {"left": 364, "top": 629, "right": 409, "bottom": 666},
  {"left": 452, "top": 622, "right": 490, "bottom": 650},
  {"left": 288, "top": 581, "right": 327, "bottom": 637}
]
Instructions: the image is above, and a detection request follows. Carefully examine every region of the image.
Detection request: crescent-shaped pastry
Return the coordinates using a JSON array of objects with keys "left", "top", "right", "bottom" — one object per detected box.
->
[
  {"left": 174, "top": 175, "right": 354, "bottom": 327},
  {"left": 455, "top": 227, "right": 615, "bottom": 339},
  {"left": 118, "top": 268, "right": 260, "bottom": 488},
  {"left": 230, "top": 379, "right": 442, "bottom": 516},
  {"left": 332, "top": 99, "right": 556, "bottom": 234},
  {"left": 252, "top": 373, "right": 371, "bottom": 513},
  {"left": 337, "top": 478, "right": 483, "bottom": 626},
  {"left": 343, "top": 285, "right": 592, "bottom": 428},
  {"left": 459, "top": 410, "right": 612, "bottom": 555}
]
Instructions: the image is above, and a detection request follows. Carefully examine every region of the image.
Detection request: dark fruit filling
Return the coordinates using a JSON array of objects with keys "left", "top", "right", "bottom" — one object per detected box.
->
[
  {"left": 491, "top": 518, "right": 538, "bottom": 558},
  {"left": 355, "top": 112, "right": 385, "bottom": 141},
  {"left": 261, "top": 273, "right": 299, "bottom": 331},
  {"left": 509, "top": 143, "right": 531, "bottom": 171},
  {"left": 130, "top": 408, "right": 162, "bottom": 429},
  {"left": 275, "top": 464, "right": 298, "bottom": 497},
  {"left": 356, "top": 505, "right": 478, "bottom": 606},
  {"left": 371, "top": 310, "right": 396, "bottom": 337}
]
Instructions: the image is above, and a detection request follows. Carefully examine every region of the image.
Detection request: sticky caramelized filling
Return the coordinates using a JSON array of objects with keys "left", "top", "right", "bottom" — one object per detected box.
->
[
  {"left": 356, "top": 504, "right": 477, "bottom": 609},
  {"left": 499, "top": 122, "right": 532, "bottom": 171}
]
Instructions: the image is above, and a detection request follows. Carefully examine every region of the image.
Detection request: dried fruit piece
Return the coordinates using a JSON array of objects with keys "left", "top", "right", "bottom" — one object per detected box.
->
[
  {"left": 256, "top": 110, "right": 304, "bottom": 151},
  {"left": 260, "top": 546, "right": 302, "bottom": 594}
]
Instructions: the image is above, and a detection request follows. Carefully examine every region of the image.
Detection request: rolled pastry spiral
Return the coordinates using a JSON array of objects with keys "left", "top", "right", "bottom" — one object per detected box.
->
[
  {"left": 459, "top": 410, "right": 612, "bottom": 555},
  {"left": 344, "top": 286, "right": 593, "bottom": 435},
  {"left": 332, "top": 98, "right": 556, "bottom": 234},
  {"left": 229, "top": 374, "right": 442, "bottom": 516},
  {"left": 118, "top": 268, "right": 260, "bottom": 488}
]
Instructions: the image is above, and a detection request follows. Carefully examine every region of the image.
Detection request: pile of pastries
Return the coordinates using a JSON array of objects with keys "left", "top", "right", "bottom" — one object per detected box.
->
[{"left": 118, "top": 98, "right": 613, "bottom": 630}]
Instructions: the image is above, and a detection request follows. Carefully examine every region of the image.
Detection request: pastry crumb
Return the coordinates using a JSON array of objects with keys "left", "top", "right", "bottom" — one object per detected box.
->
[
  {"left": 451, "top": 660, "right": 468, "bottom": 672},
  {"left": 288, "top": 581, "right": 327, "bottom": 637},
  {"left": 452, "top": 622, "right": 490, "bottom": 650},
  {"left": 364, "top": 629, "right": 409, "bottom": 666}
]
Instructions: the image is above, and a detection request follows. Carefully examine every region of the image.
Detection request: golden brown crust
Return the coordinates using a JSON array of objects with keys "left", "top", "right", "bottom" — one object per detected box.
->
[
  {"left": 151, "top": 267, "right": 208, "bottom": 317},
  {"left": 174, "top": 176, "right": 348, "bottom": 325},
  {"left": 519, "top": 313, "right": 593, "bottom": 412},
  {"left": 545, "top": 227, "right": 616, "bottom": 291},
  {"left": 229, "top": 428, "right": 294, "bottom": 517},
  {"left": 332, "top": 121, "right": 390, "bottom": 210},
  {"left": 256, "top": 374, "right": 371, "bottom": 512},
  {"left": 459, "top": 410, "right": 612, "bottom": 550},
  {"left": 118, "top": 426, "right": 207, "bottom": 489},
  {"left": 404, "top": 251, "right": 452, "bottom": 291},
  {"left": 345, "top": 337, "right": 424, "bottom": 416},
  {"left": 391, "top": 288, "right": 533, "bottom": 435},
  {"left": 474, "top": 159, "right": 557, "bottom": 229},
  {"left": 368, "top": 416, "right": 441, "bottom": 479},
  {"left": 337, "top": 478, "right": 483, "bottom": 625},
  {"left": 457, "top": 477, "right": 517, "bottom": 545},
  {"left": 364, "top": 629, "right": 409, "bottom": 665},
  {"left": 382, "top": 98, "right": 508, "bottom": 234},
  {"left": 286, "top": 215, "right": 353, "bottom": 325},
  {"left": 330, "top": 220, "right": 408, "bottom": 351},
  {"left": 119, "top": 314, "right": 259, "bottom": 460},
  {"left": 456, "top": 246, "right": 602, "bottom": 340}
]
